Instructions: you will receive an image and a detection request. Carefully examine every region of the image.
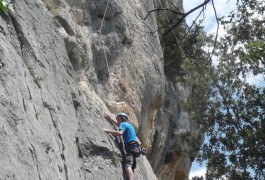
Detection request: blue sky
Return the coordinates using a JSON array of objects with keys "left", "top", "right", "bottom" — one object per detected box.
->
[
  {"left": 182, "top": 0, "right": 238, "bottom": 179},
  {"left": 184, "top": 0, "right": 237, "bottom": 34}
]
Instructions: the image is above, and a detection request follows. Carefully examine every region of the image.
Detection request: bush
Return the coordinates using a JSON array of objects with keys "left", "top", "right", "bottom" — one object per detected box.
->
[{"left": 0, "top": 0, "right": 9, "bottom": 13}]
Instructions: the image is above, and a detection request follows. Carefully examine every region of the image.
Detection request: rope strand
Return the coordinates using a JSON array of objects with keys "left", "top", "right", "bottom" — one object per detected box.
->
[{"left": 99, "top": 0, "right": 110, "bottom": 73}]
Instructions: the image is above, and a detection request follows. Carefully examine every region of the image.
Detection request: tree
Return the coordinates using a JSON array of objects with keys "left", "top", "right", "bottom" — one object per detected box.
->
[
  {"left": 192, "top": 176, "right": 204, "bottom": 180},
  {"left": 145, "top": 0, "right": 264, "bottom": 178},
  {"left": 196, "top": 0, "right": 265, "bottom": 179},
  {"left": 200, "top": 52, "right": 265, "bottom": 179}
]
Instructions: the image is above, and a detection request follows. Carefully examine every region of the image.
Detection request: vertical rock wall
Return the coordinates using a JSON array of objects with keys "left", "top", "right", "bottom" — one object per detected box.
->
[{"left": 0, "top": 0, "right": 202, "bottom": 179}]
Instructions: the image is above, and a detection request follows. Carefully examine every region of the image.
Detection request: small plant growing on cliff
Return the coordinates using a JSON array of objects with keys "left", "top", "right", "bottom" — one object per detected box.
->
[
  {"left": 28, "top": 66, "right": 45, "bottom": 88},
  {"left": 122, "top": 35, "right": 133, "bottom": 45},
  {"left": 0, "top": 62, "right": 5, "bottom": 69},
  {"left": 0, "top": 0, "right": 9, "bottom": 13},
  {"left": 111, "top": 152, "right": 122, "bottom": 165},
  {"left": 35, "top": 110, "right": 41, "bottom": 119}
]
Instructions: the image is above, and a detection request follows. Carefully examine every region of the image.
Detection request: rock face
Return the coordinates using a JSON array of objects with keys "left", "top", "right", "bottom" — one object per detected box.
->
[{"left": 0, "top": 0, "right": 202, "bottom": 179}]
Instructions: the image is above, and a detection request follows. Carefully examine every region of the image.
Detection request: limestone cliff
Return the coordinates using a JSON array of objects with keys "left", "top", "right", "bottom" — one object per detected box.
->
[{"left": 0, "top": 0, "right": 201, "bottom": 179}]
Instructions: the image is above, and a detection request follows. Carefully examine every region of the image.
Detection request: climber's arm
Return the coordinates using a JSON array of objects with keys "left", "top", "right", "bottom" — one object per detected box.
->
[
  {"left": 103, "top": 129, "right": 124, "bottom": 136},
  {"left": 104, "top": 115, "right": 119, "bottom": 127}
]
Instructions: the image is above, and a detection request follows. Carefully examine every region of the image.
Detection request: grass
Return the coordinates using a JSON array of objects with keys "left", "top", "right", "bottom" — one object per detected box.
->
[{"left": 28, "top": 66, "right": 45, "bottom": 88}]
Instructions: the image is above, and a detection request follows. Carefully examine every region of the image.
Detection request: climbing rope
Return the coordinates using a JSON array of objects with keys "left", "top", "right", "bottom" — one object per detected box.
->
[
  {"left": 99, "top": 0, "right": 110, "bottom": 73},
  {"left": 99, "top": 0, "right": 185, "bottom": 70}
]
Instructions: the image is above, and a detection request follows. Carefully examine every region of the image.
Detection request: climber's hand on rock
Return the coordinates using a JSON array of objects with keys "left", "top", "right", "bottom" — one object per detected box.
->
[
  {"left": 104, "top": 114, "right": 119, "bottom": 126},
  {"left": 103, "top": 128, "right": 109, "bottom": 133},
  {"left": 104, "top": 115, "right": 111, "bottom": 121}
]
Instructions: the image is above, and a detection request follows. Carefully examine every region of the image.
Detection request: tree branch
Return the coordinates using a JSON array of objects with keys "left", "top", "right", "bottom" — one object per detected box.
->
[
  {"left": 162, "top": 0, "right": 211, "bottom": 36},
  {"left": 143, "top": 8, "right": 184, "bottom": 20},
  {"left": 210, "top": 0, "right": 220, "bottom": 60}
]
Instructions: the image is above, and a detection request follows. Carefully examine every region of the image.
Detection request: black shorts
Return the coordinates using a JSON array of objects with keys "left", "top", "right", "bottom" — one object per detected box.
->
[
  {"left": 124, "top": 153, "right": 134, "bottom": 168},
  {"left": 124, "top": 144, "right": 141, "bottom": 169}
]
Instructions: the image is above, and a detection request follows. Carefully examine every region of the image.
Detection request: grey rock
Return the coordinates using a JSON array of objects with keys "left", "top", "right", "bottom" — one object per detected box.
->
[{"left": 0, "top": 0, "right": 201, "bottom": 180}]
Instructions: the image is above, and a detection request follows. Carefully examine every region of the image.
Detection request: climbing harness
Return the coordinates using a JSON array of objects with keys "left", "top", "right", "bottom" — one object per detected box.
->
[{"left": 125, "top": 141, "right": 144, "bottom": 158}]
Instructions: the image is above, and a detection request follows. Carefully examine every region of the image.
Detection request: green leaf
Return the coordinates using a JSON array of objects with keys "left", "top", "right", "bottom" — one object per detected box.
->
[{"left": 0, "top": 0, "right": 8, "bottom": 13}]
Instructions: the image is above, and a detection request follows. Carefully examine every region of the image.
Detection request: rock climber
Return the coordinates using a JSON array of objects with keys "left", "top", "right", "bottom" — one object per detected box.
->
[{"left": 103, "top": 112, "right": 142, "bottom": 180}]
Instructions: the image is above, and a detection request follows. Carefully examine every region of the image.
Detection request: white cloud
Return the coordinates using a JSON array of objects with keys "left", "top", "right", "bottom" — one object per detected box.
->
[
  {"left": 189, "top": 167, "right": 206, "bottom": 179},
  {"left": 246, "top": 74, "right": 265, "bottom": 87}
]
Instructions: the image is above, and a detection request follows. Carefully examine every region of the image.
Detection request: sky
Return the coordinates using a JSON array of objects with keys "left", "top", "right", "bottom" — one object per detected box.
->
[
  {"left": 183, "top": 0, "right": 237, "bottom": 34},
  {"left": 182, "top": 0, "right": 238, "bottom": 179}
]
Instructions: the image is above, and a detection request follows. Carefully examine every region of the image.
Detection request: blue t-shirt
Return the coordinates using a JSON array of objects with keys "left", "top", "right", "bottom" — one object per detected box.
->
[{"left": 119, "top": 122, "right": 137, "bottom": 143}]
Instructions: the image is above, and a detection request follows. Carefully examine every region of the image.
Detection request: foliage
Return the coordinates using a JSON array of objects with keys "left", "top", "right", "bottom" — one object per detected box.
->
[
  {"left": 192, "top": 176, "right": 204, "bottom": 180},
  {"left": 157, "top": 10, "right": 187, "bottom": 80},
  {"left": 180, "top": 26, "right": 214, "bottom": 128},
  {"left": 111, "top": 151, "right": 122, "bottom": 165},
  {"left": 240, "top": 40, "right": 265, "bottom": 76},
  {"left": 157, "top": 5, "right": 214, "bottom": 132},
  {"left": 156, "top": 0, "right": 265, "bottom": 179},
  {"left": 156, "top": 3, "right": 214, "bottom": 164},
  {"left": 194, "top": 0, "right": 265, "bottom": 179},
  {"left": 28, "top": 66, "right": 44, "bottom": 88},
  {"left": 223, "top": 0, "right": 265, "bottom": 77},
  {"left": 0, "top": 0, "right": 8, "bottom": 13},
  {"left": 157, "top": 6, "right": 213, "bottom": 85},
  {"left": 0, "top": 62, "right": 5, "bottom": 69},
  {"left": 200, "top": 53, "right": 265, "bottom": 179}
]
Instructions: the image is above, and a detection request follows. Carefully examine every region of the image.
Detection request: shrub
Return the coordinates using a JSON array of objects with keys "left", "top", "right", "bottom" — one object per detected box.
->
[{"left": 0, "top": 0, "right": 9, "bottom": 13}]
